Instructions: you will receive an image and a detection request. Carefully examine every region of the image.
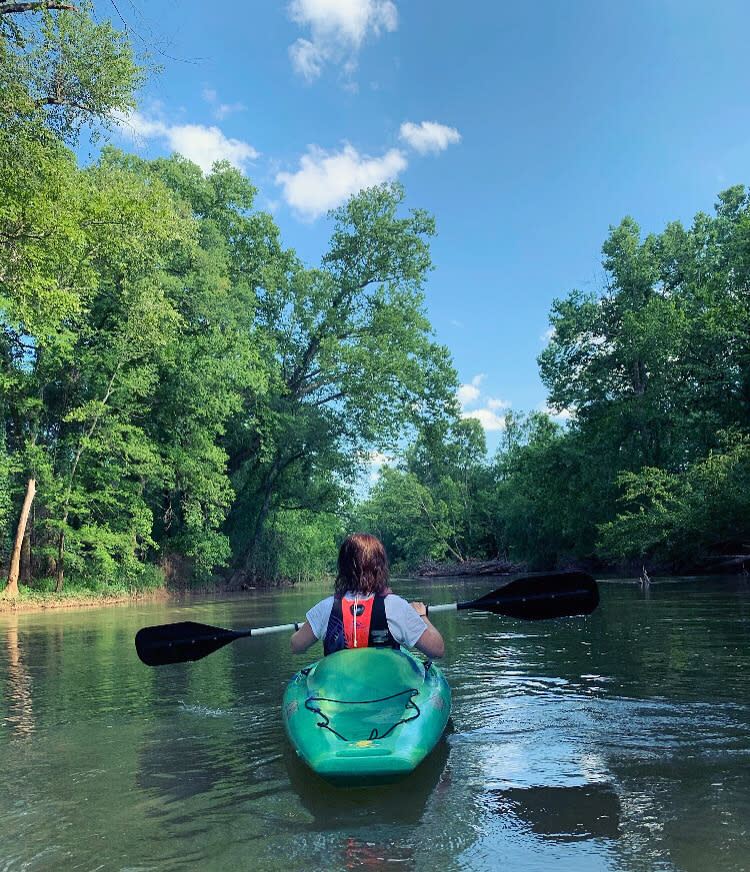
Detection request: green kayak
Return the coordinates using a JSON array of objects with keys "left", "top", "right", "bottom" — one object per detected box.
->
[{"left": 282, "top": 647, "right": 451, "bottom": 787}]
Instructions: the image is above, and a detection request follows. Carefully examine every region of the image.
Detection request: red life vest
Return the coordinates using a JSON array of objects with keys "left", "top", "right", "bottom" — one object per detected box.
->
[{"left": 323, "top": 594, "right": 398, "bottom": 655}]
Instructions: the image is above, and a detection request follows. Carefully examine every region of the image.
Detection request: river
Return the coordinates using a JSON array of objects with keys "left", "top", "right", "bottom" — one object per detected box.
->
[{"left": 1, "top": 576, "right": 749, "bottom": 872}]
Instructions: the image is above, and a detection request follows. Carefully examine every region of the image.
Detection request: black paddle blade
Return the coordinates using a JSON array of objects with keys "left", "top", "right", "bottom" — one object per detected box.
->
[
  {"left": 135, "top": 621, "right": 243, "bottom": 667},
  {"left": 462, "top": 571, "right": 599, "bottom": 620}
]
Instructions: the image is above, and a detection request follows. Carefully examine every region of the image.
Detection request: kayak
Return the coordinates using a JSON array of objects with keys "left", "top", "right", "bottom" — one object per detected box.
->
[{"left": 282, "top": 647, "right": 451, "bottom": 787}]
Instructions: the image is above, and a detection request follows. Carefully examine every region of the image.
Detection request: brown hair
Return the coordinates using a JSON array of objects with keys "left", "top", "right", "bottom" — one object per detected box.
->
[{"left": 334, "top": 533, "right": 390, "bottom": 597}]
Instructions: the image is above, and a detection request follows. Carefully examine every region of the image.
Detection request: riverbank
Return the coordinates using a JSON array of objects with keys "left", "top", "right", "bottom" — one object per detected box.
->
[
  {"left": 4, "top": 552, "right": 747, "bottom": 613},
  {"left": 414, "top": 553, "right": 750, "bottom": 579},
  {"left": 0, "top": 587, "right": 173, "bottom": 613},
  {"left": 0, "top": 573, "right": 290, "bottom": 613},
  {"left": 414, "top": 558, "right": 526, "bottom": 577}
]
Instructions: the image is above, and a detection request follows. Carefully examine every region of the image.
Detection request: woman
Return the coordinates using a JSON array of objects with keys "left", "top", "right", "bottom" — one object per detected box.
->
[{"left": 290, "top": 533, "right": 444, "bottom": 659}]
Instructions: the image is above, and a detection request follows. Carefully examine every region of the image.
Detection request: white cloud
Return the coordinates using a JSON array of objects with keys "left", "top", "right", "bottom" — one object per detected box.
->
[
  {"left": 202, "top": 87, "right": 247, "bottom": 121},
  {"left": 462, "top": 409, "right": 507, "bottom": 431},
  {"left": 288, "top": 0, "right": 398, "bottom": 81},
  {"left": 118, "top": 111, "right": 259, "bottom": 174},
  {"left": 289, "top": 38, "right": 326, "bottom": 80},
  {"left": 456, "top": 374, "right": 484, "bottom": 409},
  {"left": 457, "top": 383, "right": 480, "bottom": 407},
  {"left": 275, "top": 142, "right": 407, "bottom": 220},
  {"left": 399, "top": 121, "right": 461, "bottom": 155},
  {"left": 542, "top": 405, "right": 575, "bottom": 423},
  {"left": 457, "top": 374, "right": 510, "bottom": 432},
  {"left": 487, "top": 397, "right": 511, "bottom": 412}
]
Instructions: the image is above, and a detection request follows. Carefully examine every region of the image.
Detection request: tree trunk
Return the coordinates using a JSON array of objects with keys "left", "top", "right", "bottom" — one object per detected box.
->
[
  {"left": 20, "top": 526, "right": 32, "bottom": 584},
  {"left": 5, "top": 478, "right": 36, "bottom": 596}
]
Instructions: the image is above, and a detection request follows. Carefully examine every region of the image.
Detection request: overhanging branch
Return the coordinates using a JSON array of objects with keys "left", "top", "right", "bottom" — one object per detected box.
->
[{"left": 0, "top": 1, "right": 77, "bottom": 14}]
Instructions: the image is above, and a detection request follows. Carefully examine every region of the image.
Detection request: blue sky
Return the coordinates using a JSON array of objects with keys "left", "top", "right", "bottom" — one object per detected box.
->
[{"left": 101, "top": 0, "right": 750, "bottom": 454}]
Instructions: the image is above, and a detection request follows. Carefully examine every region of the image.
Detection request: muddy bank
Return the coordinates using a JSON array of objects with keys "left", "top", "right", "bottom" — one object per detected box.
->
[{"left": 0, "top": 588, "right": 171, "bottom": 614}]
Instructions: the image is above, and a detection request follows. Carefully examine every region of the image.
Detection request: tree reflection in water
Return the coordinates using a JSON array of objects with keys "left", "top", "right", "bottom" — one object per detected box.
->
[{"left": 493, "top": 783, "right": 621, "bottom": 842}]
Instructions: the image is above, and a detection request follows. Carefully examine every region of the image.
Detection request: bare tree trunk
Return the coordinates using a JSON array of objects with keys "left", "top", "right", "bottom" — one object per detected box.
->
[
  {"left": 20, "top": 525, "right": 32, "bottom": 584},
  {"left": 5, "top": 478, "right": 36, "bottom": 596}
]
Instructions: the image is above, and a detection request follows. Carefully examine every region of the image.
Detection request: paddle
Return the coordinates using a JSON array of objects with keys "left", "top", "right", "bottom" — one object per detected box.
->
[{"left": 134, "top": 570, "right": 599, "bottom": 667}]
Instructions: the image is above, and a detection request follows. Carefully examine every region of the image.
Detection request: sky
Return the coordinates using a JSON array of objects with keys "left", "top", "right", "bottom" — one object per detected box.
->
[{"left": 98, "top": 0, "right": 750, "bottom": 454}]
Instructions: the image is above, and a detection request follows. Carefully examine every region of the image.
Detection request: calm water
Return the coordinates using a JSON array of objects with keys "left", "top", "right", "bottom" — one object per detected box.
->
[{"left": 1, "top": 576, "right": 749, "bottom": 872}]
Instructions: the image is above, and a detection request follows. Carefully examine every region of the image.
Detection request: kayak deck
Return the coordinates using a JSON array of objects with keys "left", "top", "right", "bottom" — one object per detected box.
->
[{"left": 283, "top": 647, "right": 451, "bottom": 787}]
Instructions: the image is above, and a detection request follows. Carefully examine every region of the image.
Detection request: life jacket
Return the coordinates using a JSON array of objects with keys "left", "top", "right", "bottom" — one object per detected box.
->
[{"left": 323, "top": 594, "right": 399, "bottom": 656}]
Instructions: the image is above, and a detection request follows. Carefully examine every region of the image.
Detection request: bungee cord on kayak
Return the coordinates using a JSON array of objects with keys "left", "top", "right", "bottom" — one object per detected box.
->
[{"left": 304, "top": 686, "right": 421, "bottom": 742}]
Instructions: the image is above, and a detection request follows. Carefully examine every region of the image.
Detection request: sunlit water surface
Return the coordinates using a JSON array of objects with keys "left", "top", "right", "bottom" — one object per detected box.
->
[{"left": 1, "top": 576, "right": 749, "bottom": 872}]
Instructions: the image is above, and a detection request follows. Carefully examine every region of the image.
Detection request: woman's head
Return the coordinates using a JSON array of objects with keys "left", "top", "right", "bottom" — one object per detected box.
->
[{"left": 335, "top": 533, "right": 389, "bottom": 597}]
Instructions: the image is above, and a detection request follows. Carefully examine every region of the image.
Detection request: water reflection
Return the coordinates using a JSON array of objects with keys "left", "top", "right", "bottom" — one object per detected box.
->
[
  {"left": 339, "top": 836, "right": 416, "bottom": 871},
  {"left": 285, "top": 736, "right": 451, "bottom": 825},
  {"left": 1, "top": 578, "right": 749, "bottom": 872},
  {"left": 3, "top": 617, "right": 35, "bottom": 738},
  {"left": 492, "top": 783, "right": 621, "bottom": 841}
]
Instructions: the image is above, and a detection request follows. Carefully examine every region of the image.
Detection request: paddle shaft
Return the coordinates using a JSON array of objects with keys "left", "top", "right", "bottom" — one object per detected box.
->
[{"left": 135, "top": 571, "right": 599, "bottom": 666}]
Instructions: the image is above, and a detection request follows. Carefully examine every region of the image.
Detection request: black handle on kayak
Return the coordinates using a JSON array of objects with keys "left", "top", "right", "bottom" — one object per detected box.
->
[{"left": 134, "top": 571, "right": 599, "bottom": 667}]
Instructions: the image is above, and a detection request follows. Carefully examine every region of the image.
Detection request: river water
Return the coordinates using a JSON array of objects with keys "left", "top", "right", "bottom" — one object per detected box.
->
[{"left": 1, "top": 576, "right": 749, "bottom": 872}]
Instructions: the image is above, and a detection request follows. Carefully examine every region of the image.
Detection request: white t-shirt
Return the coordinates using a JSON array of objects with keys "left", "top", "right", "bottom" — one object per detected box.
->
[{"left": 305, "top": 593, "right": 428, "bottom": 649}]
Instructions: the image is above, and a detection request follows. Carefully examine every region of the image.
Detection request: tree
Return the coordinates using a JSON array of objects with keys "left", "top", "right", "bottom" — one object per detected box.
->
[
  {"left": 1, "top": 1, "right": 145, "bottom": 143},
  {"left": 224, "top": 183, "right": 459, "bottom": 582},
  {"left": 358, "top": 466, "right": 461, "bottom": 568},
  {"left": 5, "top": 477, "right": 34, "bottom": 594},
  {"left": 598, "top": 433, "right": 750, "bottom": 568},
  {"left": 1, "top": 1, "right": 158, "bottom": 587},
  {"left": 536, "top": 187, "right": 750, "bottom": 568}
]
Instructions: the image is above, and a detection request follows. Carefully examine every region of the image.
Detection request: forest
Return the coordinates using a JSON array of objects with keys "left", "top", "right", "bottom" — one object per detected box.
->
[{"left": 2, "top": 3, "right": 749, "bottom": 599}]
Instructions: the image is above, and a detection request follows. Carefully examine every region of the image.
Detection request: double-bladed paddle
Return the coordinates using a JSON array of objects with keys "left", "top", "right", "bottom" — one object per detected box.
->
[{"left": 135, "top": 570, "right": 599, "bottom": 667}]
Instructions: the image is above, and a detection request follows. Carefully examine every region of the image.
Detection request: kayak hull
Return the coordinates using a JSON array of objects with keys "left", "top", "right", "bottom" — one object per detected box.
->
[{"left": 282, "top": 647, "right": 451, "bottom": 787}]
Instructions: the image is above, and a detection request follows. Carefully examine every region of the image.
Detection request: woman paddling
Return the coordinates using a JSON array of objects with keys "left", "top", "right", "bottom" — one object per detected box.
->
[{"left": 290, "top": 533, "right": 444, "bottom": 659}]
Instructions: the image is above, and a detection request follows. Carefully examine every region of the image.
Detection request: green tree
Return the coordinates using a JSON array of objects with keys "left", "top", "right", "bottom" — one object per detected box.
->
[
  {"left": 224, "top": 183, "right": 459, "bottom": 582},
  {"left": 537, "top": 186, "right": 750, "bottom": 568},
  {"left": 599, "top": 433, "right": 750, "bottom": 568},
  {"left": 358, "top": 466, "right": 460, "bottom": 569},
  {"left": 1, "top": 1, "right": 160, "bottom": 588}
]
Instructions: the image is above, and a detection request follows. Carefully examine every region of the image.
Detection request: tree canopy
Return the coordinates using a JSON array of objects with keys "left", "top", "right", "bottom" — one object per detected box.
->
[
  {"left": 357, "top": 189, "right": 750, "bottom": 574},
  {"left": 2, "top": 1, "right": 748, "bottom": 593},
  {"left": 1, "top": 1, "right": 459, "bottom": 591}
]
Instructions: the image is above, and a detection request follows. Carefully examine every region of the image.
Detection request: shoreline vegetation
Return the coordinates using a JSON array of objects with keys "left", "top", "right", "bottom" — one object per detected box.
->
[
  {"left": 4, "top": 553, "right": 748, "bottom": 614},
  {"left": 2, "top": 5, "right": 748, "bottom": 607}
]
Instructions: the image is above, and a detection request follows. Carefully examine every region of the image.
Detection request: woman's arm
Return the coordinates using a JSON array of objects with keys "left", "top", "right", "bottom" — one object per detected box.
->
[
  {"left": 290, "top": 620, "right": 318, "bottom": 654},
  {"left": 410, "top": 601, "right": 445, "bottom": 659}
]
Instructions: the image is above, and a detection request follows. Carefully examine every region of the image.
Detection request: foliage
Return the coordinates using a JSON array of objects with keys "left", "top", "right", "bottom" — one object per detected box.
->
[
  {"left": 599, "top": 433, "right": 750, "bottom": 567},
  {"left": 0, "top": 431, "right": 10, "bottom": 561},
  {"left": 1, "top": 0, "right": 461, "bottom": 592},
  {"left": 2, "top": 0, "right": 748, "bottom": 590},
  {"left": 356, "top": 416, "right": 489, "bottom": 569},
  {"left": 222, "top": 182, "right": 459, "bottom": 583},
  {"left": 359, "top": 186, "right": 750, "bottom": 574},
  {"left": 535, "top": 186, "right": 750, "bottom": 567},
  {"left": 250, "top": 510, "right": 344, "bottom": 583}
]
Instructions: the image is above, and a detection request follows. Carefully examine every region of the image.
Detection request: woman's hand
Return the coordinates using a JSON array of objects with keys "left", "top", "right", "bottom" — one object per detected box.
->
[{"left": 409, "top": 601, "right": 444, "bottom": 658}]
